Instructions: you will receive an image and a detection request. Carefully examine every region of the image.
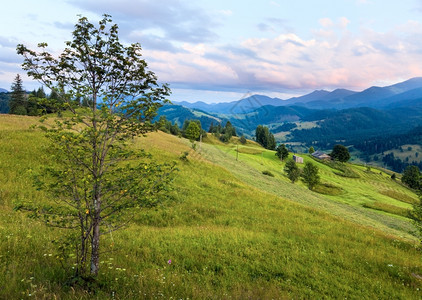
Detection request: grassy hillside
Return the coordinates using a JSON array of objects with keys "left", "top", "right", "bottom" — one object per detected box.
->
[{"left": 1, "top": 114, "right": 422, "bottom": 299}]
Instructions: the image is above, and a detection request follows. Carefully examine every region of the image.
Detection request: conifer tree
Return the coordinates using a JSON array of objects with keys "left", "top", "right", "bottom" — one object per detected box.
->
[{"left": 9, "top": 74, "right": 27, "bottom": 115}]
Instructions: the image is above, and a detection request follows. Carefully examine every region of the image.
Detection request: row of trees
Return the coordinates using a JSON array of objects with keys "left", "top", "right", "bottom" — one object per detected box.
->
[
  {"left": 158, "top": 117, "right": 241, "bottom": 144},
  {"left": 7, "top": 74, "right": 95, "bottom": 116},
  {"left": 209, "top": 121, "right": 237, "bottom": 142},
  {"left": 283, "top": 159, "right": 320, "bottom": 190}
]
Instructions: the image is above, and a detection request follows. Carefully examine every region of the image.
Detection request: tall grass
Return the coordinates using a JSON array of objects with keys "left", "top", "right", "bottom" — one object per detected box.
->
[{"left": 0, "top": 115, "right": 422, "bottom": 298}]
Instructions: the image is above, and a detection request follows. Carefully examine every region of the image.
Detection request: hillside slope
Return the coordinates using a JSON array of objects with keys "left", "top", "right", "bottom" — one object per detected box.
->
[{"left": 0, "top": 114, "right": 421, "bottom": 299}]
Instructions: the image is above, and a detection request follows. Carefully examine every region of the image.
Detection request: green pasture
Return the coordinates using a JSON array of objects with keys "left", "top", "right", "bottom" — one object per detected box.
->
[{"left": 0, "top": 115, "right": 422, "bottom": 299}]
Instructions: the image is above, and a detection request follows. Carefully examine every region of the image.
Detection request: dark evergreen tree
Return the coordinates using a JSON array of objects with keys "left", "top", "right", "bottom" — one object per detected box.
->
[
  {"left": 239, "top": 135, "right": 247, "bottom": 144},
  {"left": 35, "top": 87, "right": 46, "bottom": 98},
  {"left": 170, "top": 123, "right": 180, "bottom": 136},
  {"left": 9, "top": 74, "right": 27, "bottom": 115},
  {"left": 267, "top": 132, "right": 276, "bottom": 150},
  {"left": 224, "top": 121, "right": 236, "bottom": 137},
  {"left": 255, "top": 125, "right": 276, "bottom": 150},
  {"left": 208, "top": 121, "right": 215, "bottom": 133}
]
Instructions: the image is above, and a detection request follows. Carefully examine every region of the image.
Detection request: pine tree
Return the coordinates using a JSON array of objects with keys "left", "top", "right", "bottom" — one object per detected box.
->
[{"left": 9, "top": 74, "right": 27, "bottom": 115}]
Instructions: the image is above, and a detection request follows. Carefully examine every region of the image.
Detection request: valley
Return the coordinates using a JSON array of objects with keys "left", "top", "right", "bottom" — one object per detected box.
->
[{"left": 158, "top": 77, "right": 422, "bottom": 173}]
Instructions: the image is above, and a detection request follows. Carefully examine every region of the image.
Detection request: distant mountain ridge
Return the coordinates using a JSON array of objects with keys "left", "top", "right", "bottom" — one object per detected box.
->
[
  {"left": 175, "top": 77, "right": 422, "bottom": 111},
  {"left": 0, "top": 88, "right": 8, "bottom": 93}
]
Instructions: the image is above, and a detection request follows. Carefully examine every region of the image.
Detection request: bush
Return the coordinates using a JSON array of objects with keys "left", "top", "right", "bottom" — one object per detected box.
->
[{"left": 262, "top": 170, "right": 275, "bottom": 177}]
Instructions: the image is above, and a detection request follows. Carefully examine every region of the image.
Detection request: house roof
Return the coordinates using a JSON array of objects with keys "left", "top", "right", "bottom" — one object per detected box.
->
[{"left": 312, "top": 151, "right": 330, "bottom": 159}]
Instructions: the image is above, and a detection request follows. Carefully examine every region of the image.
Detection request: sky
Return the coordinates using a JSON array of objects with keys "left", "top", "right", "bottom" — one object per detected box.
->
[{"left": 2, "top": 0, "right": 422, "bottom": 103}]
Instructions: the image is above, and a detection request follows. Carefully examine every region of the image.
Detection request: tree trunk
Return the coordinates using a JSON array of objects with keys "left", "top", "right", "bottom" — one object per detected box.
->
[{"left": 90, "top": 214, "right": 100, "bottom": 275}]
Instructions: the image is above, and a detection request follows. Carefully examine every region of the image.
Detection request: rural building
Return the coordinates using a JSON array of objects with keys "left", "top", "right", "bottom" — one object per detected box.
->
[
  {"left": 293, "top": 155, "right": 303, "bottom": 163},
  {"left": 311, "top": 150, "right": 331, "bottom": 160}
]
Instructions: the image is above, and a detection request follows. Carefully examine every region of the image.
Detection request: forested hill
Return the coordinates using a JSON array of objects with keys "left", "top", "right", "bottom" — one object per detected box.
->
[
  {"left": 0, "top": 93, "right": 9, "bottom": 113},
  {"left": 288, "top": 106, "right": 422, "bottom": 147}
]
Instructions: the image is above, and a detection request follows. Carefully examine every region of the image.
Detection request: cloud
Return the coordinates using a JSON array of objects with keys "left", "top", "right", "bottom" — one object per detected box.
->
[
  {"left": 140, "top": 17, "right": 422, "bottom": 94},
  {"left": 67, "top": 0, "right": 219, "bottom": 44},
  {"left": 256, "top": 18, "right": 291, "bottom": 33},
  {"left": 319, "top": 18, "right": 333, "bottom": 27}
]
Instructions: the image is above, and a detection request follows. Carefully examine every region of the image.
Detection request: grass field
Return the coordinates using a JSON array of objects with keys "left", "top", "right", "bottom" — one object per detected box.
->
[{"left": 1, "top": 114, "right": 422, "bottom": 299}]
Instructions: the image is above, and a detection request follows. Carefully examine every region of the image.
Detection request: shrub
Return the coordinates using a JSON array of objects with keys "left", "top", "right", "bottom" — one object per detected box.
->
[{"left": 262, "top": 170, "right": 275, "bottom": 177}]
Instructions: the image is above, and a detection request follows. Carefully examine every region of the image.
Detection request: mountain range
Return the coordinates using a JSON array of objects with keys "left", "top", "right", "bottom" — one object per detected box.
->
[{"left": 175, "top": 77, "right": 422, "bottom": 113}]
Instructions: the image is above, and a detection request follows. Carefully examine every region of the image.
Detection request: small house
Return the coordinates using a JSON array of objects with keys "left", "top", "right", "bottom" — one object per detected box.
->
[
  {"left": 311, "top": 150, "right": 331, "bottom": 160},
  {"left": 293, "top": 155, "right": 303, "bottom": 164}
]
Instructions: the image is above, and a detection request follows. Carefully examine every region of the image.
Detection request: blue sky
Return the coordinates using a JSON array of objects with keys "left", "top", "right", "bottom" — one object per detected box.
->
[{"left": 2, "top": 0, "right": 422, "bottom": 103}]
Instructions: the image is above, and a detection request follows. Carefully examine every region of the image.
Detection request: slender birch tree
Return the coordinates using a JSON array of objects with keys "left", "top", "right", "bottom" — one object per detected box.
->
[{"left": 16, "top": 15, "right": 174, "bottom": 277}]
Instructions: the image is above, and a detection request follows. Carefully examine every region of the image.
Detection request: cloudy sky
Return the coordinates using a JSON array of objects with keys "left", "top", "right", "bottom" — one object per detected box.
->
[{"left": 2, "top": 0, "right": 422, "bottom": 103}]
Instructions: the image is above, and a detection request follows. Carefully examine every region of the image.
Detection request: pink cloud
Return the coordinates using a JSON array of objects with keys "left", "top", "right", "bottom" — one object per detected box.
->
[{"left": 138, "top": 19, "right": 422, "bottom": 93}]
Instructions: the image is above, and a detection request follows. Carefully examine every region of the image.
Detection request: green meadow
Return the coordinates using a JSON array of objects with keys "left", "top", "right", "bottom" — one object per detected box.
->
[{"left": 1, "top": 114, "right": 422, "bottom": 299}]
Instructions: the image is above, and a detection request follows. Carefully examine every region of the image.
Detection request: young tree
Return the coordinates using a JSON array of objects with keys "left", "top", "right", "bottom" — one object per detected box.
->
[
  {"left": 9, "top": 74, "right": 27, "bottom": 115},
  {"left": 301, "top": 162, "right": 320, "bottom": 190},
  {"left": 239, "top": 135, "right": 247, "bottom": 145},
  {"left": 330, "top": 144, "right": 350, "bottom": 162},
  {"left": 16, "top": 15, "right": 174, "bottom": 277},
  {"left": 276, "top": 144, "right": 289, "bottom": 161},
  {"left": 309, "top": 146, "right": 315, "bottom": 154},
  {"left": 284, "top": 159, "right": 301, "bottom": 183},
  {"left": 185, "top": 121, "right": 201, "bottom": 142}
]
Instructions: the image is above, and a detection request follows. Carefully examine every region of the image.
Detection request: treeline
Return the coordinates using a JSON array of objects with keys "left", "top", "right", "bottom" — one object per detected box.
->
[
  {"left": 272, "top": 122, "right": 297, "bottom": 133},
  {"left": 289, "top": 107, "right": 422, "bottom": 149},
  {"left": 157, "top": 116, "right": 239, "bottom": 143},
  {"left": 157, "top": 116, "right": 207, "bottom": 141},
  {"left": 6, "top": 74, "right": 93, "bottom": 116},
  {"left": 354, "top": 126, "right": 422, "bottom": 155},
  {"left": 0, "top": 93, "right": 9, "bottom": 113},
  {"left": 209, "top": 121, "right": 237, "bottom": 142},
  {"left": 382, "top": 152, "right": 422, "bottom": 173}
]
